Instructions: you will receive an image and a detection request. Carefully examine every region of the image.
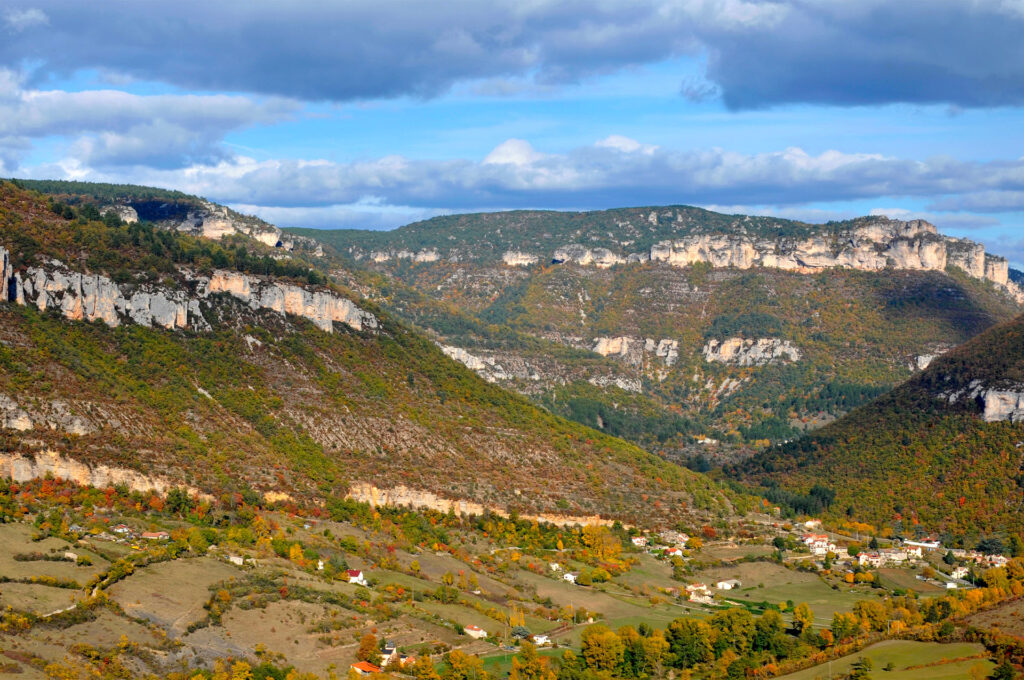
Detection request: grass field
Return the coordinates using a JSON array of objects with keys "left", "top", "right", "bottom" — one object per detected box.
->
[
  {"left": 0, "top": 523, "right": 110, "bottom": 583},
  {"left": 777, "top": 640, "right": 992, "bottom": 680},
  {"left": 689, "top": 562, "right": 868, "bottom": 624},
  {"left": 877, "top": 567, "right": 945, "bottom": 594},
  {"left": 481, "top": 648, "right": 563, "bottom": 676},
  {"left": 0, "top": 581, "right": 77, "bottom": 615}
]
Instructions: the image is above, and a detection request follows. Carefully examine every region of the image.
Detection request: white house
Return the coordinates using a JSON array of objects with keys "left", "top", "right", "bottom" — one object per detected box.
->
[
  {"left": 951, "top": 566, "right": 970, "bottom": 580},
  {"left": 563, "top": 572, "right": 578, "bottom": 584},
  {"left": 945, "top": 582, "right": 958, "bottom": 590},
  {"left": 532, "top": 634, "right": 551, "bottom": 646},
  {"left": 381, "top": 641, "right": 399, "bottom": 666},
  {"left": 715, "top": 579, "right": 741, "bottom": 590},
  {"left": 858, "top": 552, "right": 884, "bottom": 568},
  {"left": 905, "top": 538, "right": 941, "bottom": 551},
  {"left": 664, "top": 547, "right": 683, "bottom": 558},
  {"left": 631, "top": 536, "right": 648, "bottom": 548},
  {"left": 686, "top": 583, "right": 713, "bottom": 604},
  {"left": 464, "top": 625, "right": 487, "bottom": 639},
  {"left": 347, "top": 569, "right": 368, "bottom": 586}
]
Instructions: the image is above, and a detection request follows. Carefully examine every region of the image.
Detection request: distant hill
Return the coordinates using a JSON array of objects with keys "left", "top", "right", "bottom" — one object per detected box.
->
[
  {"left": 290, "top": 207, "right": 1024, "bottom": 460},
  {"left": 738, "top": 311, "right": 1024, "bottom": 537},
  {"left": 0, "top": 180, "right": 736, "bottom": 525}
]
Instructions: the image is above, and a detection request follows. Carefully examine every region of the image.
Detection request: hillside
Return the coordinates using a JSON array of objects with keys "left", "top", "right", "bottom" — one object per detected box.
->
[
  {"left": 738, "top": 311, "right": 1024, "bottom": 537},
  {"left": 290, "top": 207, "right": 1024, "bottom": 459},
  {"left": 0, "top": 181, "right": 735, "bottom": 525}
]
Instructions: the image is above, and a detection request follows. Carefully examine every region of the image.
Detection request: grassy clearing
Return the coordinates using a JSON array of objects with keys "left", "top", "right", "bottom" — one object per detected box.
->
[
  {"left": 481, "top": 648, "right": 563, "bottom": 676},
  {"left": 877, "top": 567, "right": 945, "bottom": 594},
  {"left": 0, "top": 524, "right": 109, "bottom": 582},
  {"left": 777, "top": 640, "right": 992, "bottom": 680},
  {"left": 966, "top": 597, "right": 1024, "bottom": 637},
  {"left": 0, "top": 582, "right": 77, "bottom": 615},
  {"left": 689, "top": 562, "right": 867, "bottom": 623}
]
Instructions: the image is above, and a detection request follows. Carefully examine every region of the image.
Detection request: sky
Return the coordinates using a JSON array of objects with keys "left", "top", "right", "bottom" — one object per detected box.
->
[{"left": 2, "top": 1, "right": 1024, "bottom": 264}]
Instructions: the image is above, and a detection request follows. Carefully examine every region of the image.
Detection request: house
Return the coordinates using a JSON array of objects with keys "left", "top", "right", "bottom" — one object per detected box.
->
[
  {"left": 347, "top": 570, "right": 368, "bottom": 586},
  {"left": 945, "top": 582, "right": 958, "bottom": 590},
  {"left": 399, "top": 655, "right": 417, "bottom": 667},
  {"left": 141, "top": 531, "right": 169, "bottom": 541},
  {"left": 951, "top": 566, "right": 970, "bottom": 579},
  {"left": 563, "top": 572, "right": 578, "bottom": 584},
  {"left": 112, "top": 524, "right": 132, "bottom": 535},
  {"left": 803, "top": 519, "right": 822, "bottom": 530},
  {"left": 903, "top": 545, "right": 924, "bottom": 559},
  {"left": 228, "top": 555, "right": 245, "bottom": 566},
  {"left": 715, "top": 579, "right": 741, "bottom": 590},
  {"left": 878, "top": 549, "right": 908, "bottom": 565},
  {"left": 905, "top": 538, "right": 941, "bottom": 551},
  {"left": 464, "top": 625, "right": 487, "bottom": 640},
  {"left": 532, "top": 634, "right": 551, "bottom": 646},
  {"left": 857, "top": 552, "right": 884, "bottom": 568},
  {"left": 664, "top": 547, "right": 683, "bottom": 558},
  {"left": 550, "top": 562, "right": 561, "bottom": 572},
  {"left": 631, "top": 536, "right": 648, "bottom": 548},
  {"left": 381, "top": 641, "right": 398, "bottom": 666},
  {"left": 685, "top": 583, "right": 713, "bottom": 605},
  {"left": 350, "top": 662, "right": 381, "bottom": 676}
]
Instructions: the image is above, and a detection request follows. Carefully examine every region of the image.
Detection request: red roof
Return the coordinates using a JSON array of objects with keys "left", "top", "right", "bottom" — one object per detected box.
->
[
  {"left": 347, "top": 570, "right": 363, "bottom": 577},
  {"left": 351, "top": 662, "right": 381, "bottom": 673}
]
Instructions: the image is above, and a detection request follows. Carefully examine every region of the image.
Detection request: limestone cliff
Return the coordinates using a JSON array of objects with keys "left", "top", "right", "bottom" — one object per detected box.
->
[
  {"left": 1, "top": 244, "right": 376, "bottom": 334},
  {"left": 942, "top": 379, "right": 1024, "bottom": 423},
  {"left": 702, "top": 338, "right": 802, "bottom": 366},
  {"left": 439, "top": 344, "right": 541, "bottom": 383}
]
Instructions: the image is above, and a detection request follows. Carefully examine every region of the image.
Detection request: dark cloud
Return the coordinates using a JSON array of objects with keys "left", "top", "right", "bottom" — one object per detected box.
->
[{"left": 3, "top": 1, "right": 1022, "bottom": 108}]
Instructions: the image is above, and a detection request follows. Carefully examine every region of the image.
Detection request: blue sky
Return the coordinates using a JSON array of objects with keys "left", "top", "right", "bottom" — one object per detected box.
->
[{"left": 2, "top": 1, "right": 1024, "bottom": 264}]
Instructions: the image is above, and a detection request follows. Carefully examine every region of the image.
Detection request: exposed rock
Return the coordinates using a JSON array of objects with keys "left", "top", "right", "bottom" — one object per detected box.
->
[
  {"left": 645, "top": 338, "right": 679, "bottom": 366},
  {"left": 552, "top": 245, "right": 625, "bottom": 268},
  {"left": 204, "top": 270, "right": 377, "bottom": 333},
  {"left": 915, "top": 355, "right": 937, "bottom": 371},
  {"left": 346, "top": 481, "right": 618, "bottom": 528},
  {"left": 100, "top": 204, "right": 139, "bottom": 224},
  {"left": 981, "top": 390, "right": 1024, "bottom": 423},
  {"left": 587, "top": 375, "right": 643, "bottom": 393},
  {"left": 439, "top": 344, "right": 540, "bottom": 383},
  {"left": 592, "top": 336, "right": 633, "bottom": 358},
  {"left": 0, "top": 394, "right": 32, "bottom": 431},
  {"left": 2, "top": 243, "right": 376, "bottom": 335},
  {"left": 0, "top": 450, "right": 212, "bottom": 501},
  {"left": 170, "top": 200, "right": 283, "bottom": 248},
  {"left": 703, "top": 337, "right": 801, "bottom": 366},
  {"left": 371, "top": 248, "right": 443, "bottom": 263},
  {"left": 502, "top": 251, "right": 539, "bottom": 266}
]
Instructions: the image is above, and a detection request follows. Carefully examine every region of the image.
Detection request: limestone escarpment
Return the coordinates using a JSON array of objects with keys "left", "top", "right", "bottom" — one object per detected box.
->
[
  {"left": 942, "top": 379, "right": 1024, "bottom": 423},
  {"left": 346, "top": 482, "right": 618, "bottom": 528},
  {"left": 439, "top": 344, "right": 540, "bottom": 383},
  {"left": 204, "top": 270, "right": 377, "bottom": 333},
  {"left": 370, "top": 248, "right": 441, "bottom": 263},
  {"left": 591, "top": 336, "right": 679, "bottom": 368},
  {"left": 702, "top": 338, "right": 802, "bottom": 366},
  {"left": 1, "top": 244, "right": 376, "bottom": 334}
]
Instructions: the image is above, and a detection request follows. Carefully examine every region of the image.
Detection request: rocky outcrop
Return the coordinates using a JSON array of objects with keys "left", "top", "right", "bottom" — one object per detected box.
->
[
  {"left": 502, "top": 251, "right": 539, "bottom": 266},
  {"left": 941, "top": 379, "right": 1024, "bottom": 422},
  {"left": 2, "top": 244, "right": 376, "bottom": 334},
  {"left": 371, "top": 248, "right": 442, "bottom": 263},
  {"left": 100, "top": 204, "right": 139, "bottom": 224},
  {"left": 13, "top": 259, "right": 202, "bottom": 330},
  {"left": 346, "top": 481, "right": 617, "bottom": 527},
  {"left": 204, "top": 270, "right": 377, "bottom": 333},
  {"left": 592, "top": 337, "right": 679, "bottom": 371},
  {"left": 980, "top": 390, "right": 1024, "bottom": 423},
  {"left": 703, "top": 338, "right": 801, "bottom": 366},
  {"left": 0, "top": 450, "right": 212, "bottom": 501},
  {"left": 0, "top": 394, "right": 32, "bottom": 431},
  {"left": 646, "top": 338, "right": 679, "bottom": 367},
  {"left": 587, "top": 375, "right": 643, "bottom": 393},
  {"left": 170, "top": 200, "right": 285, "bottom": 248},
  {"left": 439, "top": 345, "right": 540, "bottom": 383}
]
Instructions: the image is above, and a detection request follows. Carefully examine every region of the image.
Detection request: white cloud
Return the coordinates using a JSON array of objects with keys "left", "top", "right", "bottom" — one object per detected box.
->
[
  {"left": 0, "top": 68, "right": 299, "bottom": 168},
  {"left": 483, "top": 139, "right": 546, "bottom": 166},
  {"left": 4, "top": 8, "right": 48, "bottom": 32},
  {"left": 594, "top": 135, "right": 658, "bottom": 154}
]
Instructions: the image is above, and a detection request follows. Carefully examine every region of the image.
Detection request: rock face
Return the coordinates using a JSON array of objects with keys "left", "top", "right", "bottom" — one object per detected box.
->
[
  {"left": 14, "top": 259, "right": 201, "bottom": 330},
  {"left": 981, "top": 390, "right": 1024, "bottom": 422},
  {"left": 502, "top": 251, "right": 539, "bottom": 266},
  {"left": 204, "top": 270, "right": 377, "bottom": 333},
  {"left": 0, "top": 394, "right": 32, "bottom": 431},
  {"left": 439, "top": 345, "right": 540, "bottom": 383},
  {"left": 0, "top": 450, "right": 211, "bottom": 500},
  {"left": 170, "top": 200, "right": 285, "bottom": 248},
  {"left": 2, "top": 243, "right": 376, "bottom": 334},
  {"left": 346, "top": 481, "right": 617, "bottom": 528},
  {"left": 370, "top": 248, "right": 442, "bottom": 263},
  {"left": 703, "top": 338, "right": 801, "bottom": 366},
  {"left": 100, "top": 205, "right": 139, "bottom": 224}
]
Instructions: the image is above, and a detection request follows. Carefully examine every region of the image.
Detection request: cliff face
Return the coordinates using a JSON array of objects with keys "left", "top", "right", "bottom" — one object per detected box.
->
[
  {"left": 702, "top": 338, "right": 802, "bottom": 366},
  {"left": 1, "top": 244, "right": 376, "bottom": 334}
]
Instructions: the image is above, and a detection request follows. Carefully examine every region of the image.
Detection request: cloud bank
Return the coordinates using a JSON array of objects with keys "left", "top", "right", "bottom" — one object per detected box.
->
[{"left": 2, "top": 1, "right": 1023, "bottom": 108}]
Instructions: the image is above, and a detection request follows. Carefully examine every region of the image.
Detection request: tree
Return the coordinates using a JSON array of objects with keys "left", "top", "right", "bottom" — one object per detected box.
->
[
  {"left": 442, "top": 650, "right": 490, "bottom": 680},
  {"left": 510, "top": 642, "right": 556, "bottom": 680},
  {"left": 666, "top": 618, "right": 713, "bottom": 668},
  {"left": 582, "top": 525, "right": 621, "bottom": 561},
  {"left": 943, "top": 551, "right": 956, "bottom": 565},
  {"left": 990, "top": 659, "right": 1016, "bottom": 680},
  {"left": 752, "top": 610, "right": 783, "bottom": 653},
  {"left": 580, "top": 625, "right": 624, "bottom": 672},
  {"left": 409, "top": 656, "right": 441, "bottom": 680},
  {"left": 357, "top": 634, "right": 381, "bottom": 666},
  {"left": 792, "top": 603, "right": 814, "bottom": 636}
]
